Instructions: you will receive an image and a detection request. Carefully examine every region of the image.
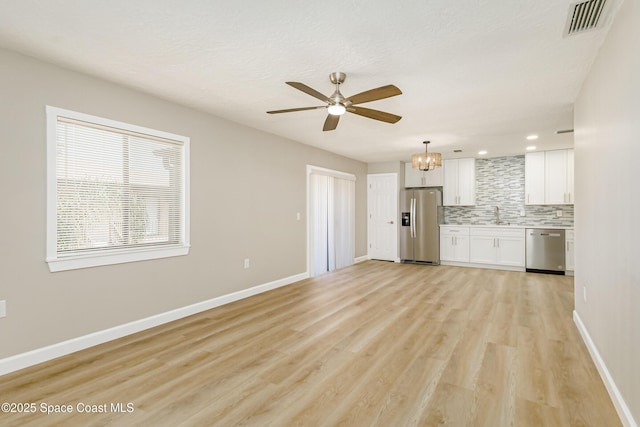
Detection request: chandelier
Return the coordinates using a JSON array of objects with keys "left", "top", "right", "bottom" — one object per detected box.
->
[{"left": 411, "top": 141, "right": 442, "bottom": 171}]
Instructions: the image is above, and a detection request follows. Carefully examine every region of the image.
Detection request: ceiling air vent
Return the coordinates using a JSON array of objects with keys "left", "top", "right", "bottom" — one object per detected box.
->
[{"left": 565, "top": 0, "right": 607, "bottom": 35}]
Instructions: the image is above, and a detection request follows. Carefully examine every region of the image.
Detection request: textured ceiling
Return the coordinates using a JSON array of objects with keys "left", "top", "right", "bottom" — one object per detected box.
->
[{"left": 0, "top": 0, "right": 622, "bottom": 163}]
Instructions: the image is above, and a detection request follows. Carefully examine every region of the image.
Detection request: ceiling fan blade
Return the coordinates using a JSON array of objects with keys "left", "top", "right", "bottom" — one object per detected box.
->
[
  {"left": 323, "top": 114, "right": 340, "bottom": 131},
  {"left": 347, "top": 106, "right": 401, "bottom": 123},
  {"left": 345, "top": 85, "right": 402, "bottom": 105},
  {"left": 267, "top": 106, "right": 326, "bottom": 114},
  {"left": 286, "top": 82, "right": 330, "bottom": 102}
]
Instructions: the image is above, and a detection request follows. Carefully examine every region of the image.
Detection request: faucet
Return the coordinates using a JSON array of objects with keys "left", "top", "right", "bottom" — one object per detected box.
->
[{"left": 495, "top": 206, "right": 504, "bottom": 225}]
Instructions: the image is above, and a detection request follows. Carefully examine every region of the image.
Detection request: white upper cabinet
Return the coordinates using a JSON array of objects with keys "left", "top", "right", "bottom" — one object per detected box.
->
[
  {"left": 525, "top": 152, "right": 545, "bottom": 205},
  {"left": 566, "top": 149, "right": 574, "bottom": 204},
  {"left": 525, "top": 149, "right": 574, "bottom": 205},
  {"left": 545, "top": 150, "right": 569, "bottom": 204},
  {"left": 443, "top": 158, "right": 475, "bottom": 206},
  {"left": 404, "top": 162, "right": 444, "bottom": 188}
]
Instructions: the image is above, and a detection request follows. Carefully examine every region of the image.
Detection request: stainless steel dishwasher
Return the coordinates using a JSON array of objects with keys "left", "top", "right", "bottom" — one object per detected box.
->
[{"left": 526, "top": 228, "right": 565, "bottom": 274}]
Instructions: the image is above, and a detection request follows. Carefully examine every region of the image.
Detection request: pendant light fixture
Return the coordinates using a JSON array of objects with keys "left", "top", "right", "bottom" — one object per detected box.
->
[{"left": 411, "top": 141, "right": 442, "bottom": 171}]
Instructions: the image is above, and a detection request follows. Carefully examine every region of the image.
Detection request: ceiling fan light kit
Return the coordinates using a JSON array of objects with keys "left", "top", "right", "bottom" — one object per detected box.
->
[
  {"left": 267, "top": 72, "right": 402, "bottom": 131},
  {"left": 412, "top": 141, "right": 442, "bottom": 171},
  {"left": 327, "top": 104, "right": 346, "bottom": 116}
]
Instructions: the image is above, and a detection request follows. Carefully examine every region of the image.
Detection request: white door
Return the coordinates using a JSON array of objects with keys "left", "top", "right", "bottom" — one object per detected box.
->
[
  {"left": 333, "top": 177, "right": 355, "bottom": 269},
  {"left": 367, "top": 173, "right": 398, "bottom": 261},
  {"left": 309, "top": 173, "right": 330, "bottom": 276}
]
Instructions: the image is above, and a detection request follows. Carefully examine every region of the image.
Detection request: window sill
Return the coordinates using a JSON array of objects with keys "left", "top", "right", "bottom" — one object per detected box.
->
[{"left": 46, "top": 245, "right": 190, "bottom": 272}]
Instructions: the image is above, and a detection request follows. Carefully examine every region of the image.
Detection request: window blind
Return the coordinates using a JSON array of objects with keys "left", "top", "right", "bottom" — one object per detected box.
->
[{"left": 54, "top": 116, "right": 185, "bottom": 256}]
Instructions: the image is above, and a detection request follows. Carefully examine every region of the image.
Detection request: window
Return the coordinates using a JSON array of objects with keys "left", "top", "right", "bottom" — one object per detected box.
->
[{"left": 46, "top": 106, "right": 190, "bottom": 272}]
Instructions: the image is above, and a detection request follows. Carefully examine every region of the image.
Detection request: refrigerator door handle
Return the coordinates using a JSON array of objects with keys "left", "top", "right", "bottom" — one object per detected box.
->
[
  {"left": 411, "top": 198, "right": 416, "bottom": 238},
  {"left": 409, "top": 198, "right": 413, "bottom": 238}
]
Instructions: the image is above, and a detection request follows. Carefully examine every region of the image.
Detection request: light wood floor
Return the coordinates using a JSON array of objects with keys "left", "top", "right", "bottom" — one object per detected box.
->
[{"left": 0, "top": 261, "right": 621, "bottom": 426}]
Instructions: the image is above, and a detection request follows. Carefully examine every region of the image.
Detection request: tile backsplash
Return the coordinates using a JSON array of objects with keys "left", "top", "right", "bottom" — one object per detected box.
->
[{"left": 444, "top": 155, "right": 574, "bottom": 227}]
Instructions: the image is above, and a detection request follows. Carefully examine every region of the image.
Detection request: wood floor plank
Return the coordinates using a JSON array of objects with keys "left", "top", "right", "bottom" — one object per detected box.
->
[
  {"left": 0, "top": 262, "right": 622, "bottom": 426},
  {"left": 470, "top": 342, "right": 518, "bottom": 426}
]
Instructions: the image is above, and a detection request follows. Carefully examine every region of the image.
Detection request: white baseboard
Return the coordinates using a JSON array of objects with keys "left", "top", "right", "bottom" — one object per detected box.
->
[
  {"left": 354, "top": 255, "right": 370, "bottom": 264},
  {"left": 0, "top": 272, "right": 308, "bottom": 377},
  {"left": 573, "top": 311, "right": 638, "bottom": 427}
]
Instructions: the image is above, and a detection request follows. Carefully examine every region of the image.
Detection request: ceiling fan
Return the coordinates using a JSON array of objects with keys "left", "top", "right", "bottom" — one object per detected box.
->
[{"left": 267, "top": 72, "right": 402, "bottom": 131}]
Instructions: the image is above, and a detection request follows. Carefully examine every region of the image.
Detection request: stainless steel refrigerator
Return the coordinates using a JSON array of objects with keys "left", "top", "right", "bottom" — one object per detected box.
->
[{"left": 400, "top": 188, "right": 443, "bottom": 264}]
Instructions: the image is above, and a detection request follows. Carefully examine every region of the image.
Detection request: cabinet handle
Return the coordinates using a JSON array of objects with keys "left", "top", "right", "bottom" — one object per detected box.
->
[
  {"left": 452, "top": 237, "right": 455, "bottom": 246},
  {"left": 497, "top": 239, "right": 499, "bottom": 248}
]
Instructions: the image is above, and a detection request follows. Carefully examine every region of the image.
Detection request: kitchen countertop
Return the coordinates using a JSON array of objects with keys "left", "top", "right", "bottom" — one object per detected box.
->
[{"left": 440, "top": 224, "right": 573, "bottom": 230}]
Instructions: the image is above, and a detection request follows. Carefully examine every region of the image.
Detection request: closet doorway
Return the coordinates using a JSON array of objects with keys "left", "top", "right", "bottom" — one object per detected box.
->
[{"left": 307, "top": 165, "right": 355, "bottom": 277}]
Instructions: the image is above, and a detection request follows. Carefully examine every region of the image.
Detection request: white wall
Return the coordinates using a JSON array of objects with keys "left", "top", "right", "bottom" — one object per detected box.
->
[
  {"left": 0, "top": 48, "right": 367, "bottom": 361},
  {"left": 574, "top": 0, "right": 640, "bottom": 424}
]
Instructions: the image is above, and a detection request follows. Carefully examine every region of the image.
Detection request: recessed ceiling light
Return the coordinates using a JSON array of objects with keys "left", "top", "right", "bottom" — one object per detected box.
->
[
  {"left": 478, "top": 150, "right": 487, "bottom": 155},
  {"left": 526, "top": 135, "right": 539, "bottom": 140},
  {"left": 526, "top": 146, "right": 537, "bottom": 151}
]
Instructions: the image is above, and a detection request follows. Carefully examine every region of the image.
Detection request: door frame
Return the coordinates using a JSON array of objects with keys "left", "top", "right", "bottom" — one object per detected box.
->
[{"left": 306, "top": 165, "right": 356, "bottom": 277}]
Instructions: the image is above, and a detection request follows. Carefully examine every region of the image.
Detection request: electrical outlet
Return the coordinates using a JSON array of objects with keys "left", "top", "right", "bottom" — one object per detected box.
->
[
  {"left": 0, "top": 300, "right": 6, "bottom": 318},
  {"left": 243, "top": 258, "right": 250, "bottom": 269},
  {"left": 296, "top": 212, "right": 301, "bottom": 221},
  {"left": 556, "top": 209, "right": 563, "bottom": 217},
  {"left": 520, "top": 210, "right": 525, "bottom": 217}
]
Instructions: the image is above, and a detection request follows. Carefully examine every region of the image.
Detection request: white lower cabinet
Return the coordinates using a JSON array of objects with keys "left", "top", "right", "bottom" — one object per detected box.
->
[
  {"left": 441, "top": 225, "right": 572, "bottom": 272},
  {"left": 469, "top": 227, "right": 525, "bottom": 268},
  {"left": 440, "top": 226, "right": 470, "bottom": 262},
  {"left": 468, "top": 235, "right": 496, "bottom": 264},
  {"left": 566, "top": 229, "right": 574, "bottom": 272}
]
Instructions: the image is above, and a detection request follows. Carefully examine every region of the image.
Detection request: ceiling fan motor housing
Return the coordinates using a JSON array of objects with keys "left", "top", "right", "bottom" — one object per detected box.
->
[{"left": 329, "top": 72, "right": 346, "bottom": 85}]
